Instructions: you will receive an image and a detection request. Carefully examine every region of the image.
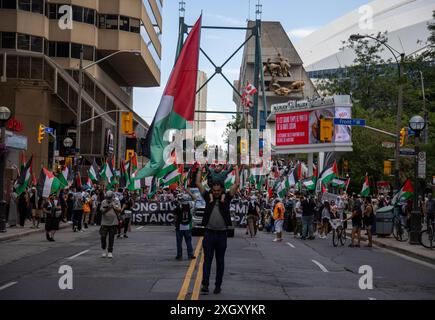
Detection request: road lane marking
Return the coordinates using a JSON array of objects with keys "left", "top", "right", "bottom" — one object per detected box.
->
[
  {"left": 136, "top": 226, "right": 144, "bottom": 230},
  {"left": 191, "top": 249, "right": 204, "bottom": 300},
  {"left": 286, "top": 242, "right": 295, "bottom": 248},
  {"left": 0, "top": 282, "right": 18, "bottom": 291},
  {"left": 177, "top": 236, "right": 203, "bottom": 300},
  {"left": 368, "top": 297, "right": 377, "bottom": 300},
  {"left": 67, "top": 250, "right": 90, "bottom": 260},
  {"left": 311, "top": 259, "right": 329, "bottom": 273}
]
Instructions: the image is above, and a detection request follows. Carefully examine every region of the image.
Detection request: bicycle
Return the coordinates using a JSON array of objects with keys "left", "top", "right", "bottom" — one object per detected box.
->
[
  {"left": 392, "top": 215, "right": 409, "bottom": 242},
  {"left": 329, "top": 219, "right": 346, "bottom": 247},
  {"left": 419, "top": 217, "right": 435, "bottom": 249}
]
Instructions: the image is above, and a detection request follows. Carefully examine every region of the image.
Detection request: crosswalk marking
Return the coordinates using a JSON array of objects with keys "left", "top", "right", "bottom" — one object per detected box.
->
[
  {"left": 67, "top": 250, "right": 90, "bottom": 260},
  {"left": 0, "top": 282, "right": 18, "bottom": 291},
  {"left": 311, "top": 259, "right": 329, "bottom": 273},
  {"left": 286, "top": 242, "right": 295, "bottom": 248}
]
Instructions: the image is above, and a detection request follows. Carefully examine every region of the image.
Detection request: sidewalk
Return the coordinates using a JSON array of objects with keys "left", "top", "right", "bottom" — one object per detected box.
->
[
  {"left": 346, "top": 230, "right": 435, "bottom": 265},
  {"left": 0, "top": 221, "right": 71, "bottom": 242}
]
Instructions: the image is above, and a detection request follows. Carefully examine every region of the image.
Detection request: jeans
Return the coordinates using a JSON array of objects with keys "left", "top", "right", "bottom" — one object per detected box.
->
[
  {"left": 73, "top": 210, "right": 83, "bottom": 231},
  {"left": 202, "top": 229, "right": 227, "bottom": 288},
  {"left": 100, "top": 225, "right": 117, "bottom": 253},
  {"left": 302, "top": 215, "right": 314, "bottom": 238},
  {"left": 176, "top": 229, "right": 194, "bottom": 257}
]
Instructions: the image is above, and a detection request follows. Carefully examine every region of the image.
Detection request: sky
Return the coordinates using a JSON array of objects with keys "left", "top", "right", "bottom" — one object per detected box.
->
[{"left": 133, "top": 0, "right": 370, "bottom": 147}]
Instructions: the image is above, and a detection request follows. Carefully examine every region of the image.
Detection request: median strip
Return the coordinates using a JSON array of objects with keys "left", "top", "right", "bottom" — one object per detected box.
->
[
  {"left": 177, "top": 237, "right": 203, "bottom": 300},
  {"left": 191, "top": 249, "right": 204, "bottom": 300}
]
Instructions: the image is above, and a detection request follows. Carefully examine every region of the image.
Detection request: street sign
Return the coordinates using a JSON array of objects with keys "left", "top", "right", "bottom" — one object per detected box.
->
[
  {"left": 333, "top": 118, "right": 366, "bottom": 126},
  {"left": 418, "top": 151, "right": 426, "bottom": 179},
  {"left": 382, "top": 141, "right": 396, "bottom": 149},
  {"left": 399, "top": 148, "right": 416, "bottom": 156},
  {"left": 44, "top": 127, "right": 54, "bottom": 134}
]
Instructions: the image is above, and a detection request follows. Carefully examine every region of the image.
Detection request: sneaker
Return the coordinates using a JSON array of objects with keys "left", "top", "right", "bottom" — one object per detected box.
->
[
  {"left": 213, "top": 287, "right": 221, "bottom": 294},
  {"left": 107, "top": 252, "right": 113, "bottom": 258},
  {"left": 80, "top": 230, "right": 84, "bottom": 233},
  {"left": 117, "top": 235, "right": 121, "bottom": 239},
  {"left": 73, "top": 227, "right": 77, "bottom": 232},
  {"left": 175, "top": 256, "right": 182, "bottom": 261},
  {"left": 102, "top": 251, "right": 107, "bottom": 258},
  {"left": 123, "top": 234, "right": 128, "bottom": 238},
  {"left": 188, "top": 255, "right": 196, "bottom": 260},
  {"left": 200, "top": 285, "right": 209, "bottom": 295},
  {"left": 309, "top": 236, "right": 315, "bottom": 240},
  {"left": 49, "top": 237, "right": 55, "bottom": 242}
]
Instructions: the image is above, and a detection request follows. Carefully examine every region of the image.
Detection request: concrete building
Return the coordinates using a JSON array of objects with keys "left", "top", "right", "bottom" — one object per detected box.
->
[
  {"left": 235, "top": 21, "right": 317, "bottom": 130},
  {"left": 0, "top": 0, "right": 163, "bottom": 178},
  {"left": 194, "top": 70, "right": 207, "bottom": 142},
  {"left": 295, "top": 0, "right": 434, "bottom": 77}
]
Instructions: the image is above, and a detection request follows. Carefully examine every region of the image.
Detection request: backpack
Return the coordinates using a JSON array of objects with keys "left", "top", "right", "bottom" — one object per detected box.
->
[{"left": 73, "top": 194, "right": 84, "bottom": 210}]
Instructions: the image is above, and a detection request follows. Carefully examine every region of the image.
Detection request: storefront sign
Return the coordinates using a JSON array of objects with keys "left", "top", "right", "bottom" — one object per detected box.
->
[
  {"left": 6, "top": 118, "right": 24, "bottom": 132},
  {"left": 4, "top": 131, "right": 27, "bottom": 150}
]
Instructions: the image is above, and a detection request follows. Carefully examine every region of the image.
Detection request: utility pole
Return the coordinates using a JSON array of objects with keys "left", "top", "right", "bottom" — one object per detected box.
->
[
  {"left": 394, "top": 53, "right": 405, "bottom": 193},
  {"left": 76, "top": 47, "right": 83, "bottom": 159}
]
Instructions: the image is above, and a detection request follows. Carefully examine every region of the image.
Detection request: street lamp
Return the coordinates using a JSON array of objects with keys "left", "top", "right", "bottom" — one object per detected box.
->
[
  {"left": 0, "top": 106, "right": 12, "bottom": 232},
  {"left": 349, "top": 34, "right": 405, "bottom": 193},
  {"left": 408, "top": 115, "right": 426, "bottom": 244},
  {"left": 76, "top": 49, "right": 141, "bottom": 159}
]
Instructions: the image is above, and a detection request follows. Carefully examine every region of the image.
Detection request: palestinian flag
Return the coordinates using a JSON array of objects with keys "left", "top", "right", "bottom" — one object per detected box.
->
[
  {"left": 300, "top": 177, "right": 316, "bottom": 191},
  {"left": 285, "top": 168, "right": 299, "bottom": 188},
  {"left": 147, "top": 177, "right": 157, "bottom": 199},
  {"left": 392, "top": 179, "right": 414, "bottom": 205},
  {"left": 224, "top": 170, "right": 236, "bottom": 191},
  {"left": 322, "top": 185, "right": 327, "bottom": 193},
  {"left": 134, "top": 16, "right": 201, "bottom": 179},
  {"left": 119, "top": 161, "right": 130, "bottom": 189},
  {"left": 14, "top": 155, "right": 33, "bottom": 196},
  {"left": 37, "top": 168, "right": 62, "bottom": 198},
  {"left": 88, "top": 159, "right": 99, "bottom": 182},
  {"left": 360, "top": 174, "right": 370, "bottom": 197},
  {"left": 319, "top": 160, "right": 338, "bottom": 184},
  {"left": 277, "top": 180, "right": 287, "bottom": 198},
  {"left": 57, "top": 165, "right": 70, "bottom": 188},
  {"left": 332, "top": 178, "right": 347, "bottom": 189},
  {"left": 256, "top": 175, "right": 265, "bottom": 190},
  {"left": 161, "top": 165, "right": 183, "bottom": 188},
  {"left": 100, "top": 157, "right": 115, "bottom": 183},
  {"left": 74, "top": 170, "right": 83, "bottom": 191},
  {"left": 85, "top": 177, "right": 93, "bottom": 190},
  {"left": 19, "top": 151, "right": 26, "bottom": 173}
]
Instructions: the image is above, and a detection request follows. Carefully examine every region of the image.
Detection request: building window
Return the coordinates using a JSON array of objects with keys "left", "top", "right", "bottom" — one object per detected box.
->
[
  {"left": 56, "top": 42, "right": 69, "bottom": 58},
  {"left": 48, "top": 3, "right": 56, "bottom": 18},
  {"left": 83, "top": 7, "right": 95, "bottom": 25},
  {"left": 31, "top": 0, "right": 42, "bottom": 14},
  {"left": 1, "top": 32, "right": 16, "bottom": 48},
  {"left": 83, "top": 45, "right": 94, "bottom": 61},
  {"left": 120, "top": 15, "right": 130, "bottom": 31},
  {"left": 99, "top": 14, "right": 118, "bottom": 30},
  {"left": 130, "top": 18, "right": 140, "bottom": 33},
  {"left": 17, "top": 33, "right": 30, "bottom": 50},
  {"left": 70, "top": 42, "right": 81, "bottom": 59},
  {"left": 143, "top": 0, "right": 158, "bottom": 26},
  {"left": 18, "top": 0, "right": 30, "bottom": 11},
  {"left": 140, "top": 25, "right": 161, "bottom": 67},
  {"left": 1, "top": 0, "right": 17, "bottom": 9},
  {"left": 30, "top": 35, "right": 43, "bottom": 52},
  {"left": 72, "top": 5, "right": 83, "bottom": 22}
]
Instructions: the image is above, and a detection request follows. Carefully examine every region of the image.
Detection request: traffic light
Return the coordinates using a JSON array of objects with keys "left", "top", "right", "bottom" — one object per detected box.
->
[
  {"left": 121, "top": 112, "right": 134, "bottom": 135},
  {"left": 384, "top": 160, "right": 392, "bottom": 175},
  {"left": 399, "top": 127, "right": 407, "bottom": 147},
  {"left": 37, "top": 124, "right": 45, "bottom": 144},
  {"left": 125, "top": 149, "right": 134, "bottom": 161},
  {"left": 320, "top": 118, "right": 333, "bottom": 142}
]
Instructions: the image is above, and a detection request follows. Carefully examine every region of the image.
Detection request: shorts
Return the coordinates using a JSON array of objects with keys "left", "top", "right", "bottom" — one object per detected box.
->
[
  {"left": 352, "top": 221, "right": 362, "bottom": 230},
  {"left": 32, "top": 209, "right": 42, "bottom": 218},
  {"left": 274, "top": 220, "right": 284, "bottom": 233}
]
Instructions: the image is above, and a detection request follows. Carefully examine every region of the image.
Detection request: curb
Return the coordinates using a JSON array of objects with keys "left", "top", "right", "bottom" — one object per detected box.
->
[
  {"left": 346, "top": 231, "right": 435, "bottom": 265},
  {"left": 0, "top": 223, "right": 70, "bottom": 242}
]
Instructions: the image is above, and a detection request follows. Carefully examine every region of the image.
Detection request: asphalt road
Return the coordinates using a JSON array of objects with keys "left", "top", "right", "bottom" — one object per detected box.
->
[{"left": 0, "top": 224, "right": 434, "bottom": 300}]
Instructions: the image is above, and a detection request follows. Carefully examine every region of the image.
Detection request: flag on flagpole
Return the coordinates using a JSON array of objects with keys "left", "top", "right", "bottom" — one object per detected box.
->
[
  {"left": 119, "top": 160, "right": 130, "bottom": 189},
  {"left": 224, "top": 170, "right": 235, "bottom": 191},
  {"left": 319, "top": 160, "right": 338, "bottom": 184},
  {"left": 100, "top": 157, "right": 115, "bottom": 183},
  {"left": 88, "top": 159, "right": 99, "bottom": 182},
  {"left": 57, "top": 165, "right": 69, "bottom": 188},
  {"left": 14, "top": 155, "right": 33, "bottom": 195},
  {"left": 134, "top": 16, "right": 202, "bottom": 180},
  {"left": 360, "top": 174, "right": 370, "bottom": 197},
  {"left": 37, "top": 168, "right": 62, "bottom": 198},
  {"left": 285, "top": 168, "right": 299, "bottom": 189},
  {"left": 392, "top": 179, "right": 414, "bottom": 205}
]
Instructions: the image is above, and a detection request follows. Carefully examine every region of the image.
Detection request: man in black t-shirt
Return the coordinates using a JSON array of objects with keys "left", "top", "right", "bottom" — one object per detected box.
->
[{"left": 347, "top": 194, "right": 362, "bottom": 247}]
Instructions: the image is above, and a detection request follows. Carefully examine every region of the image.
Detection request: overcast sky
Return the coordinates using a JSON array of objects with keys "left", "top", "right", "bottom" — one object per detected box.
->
[{"left": 133, "top": 0, "right": 369, "bottom": 147}]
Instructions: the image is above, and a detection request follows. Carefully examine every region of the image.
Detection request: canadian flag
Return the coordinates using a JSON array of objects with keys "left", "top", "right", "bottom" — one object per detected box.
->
[
  {"left": 241, "top": 82, "right": 257, "bottom": 108},
  {"left": 244, "top": 82, "right": 257, "bottom": 96}
]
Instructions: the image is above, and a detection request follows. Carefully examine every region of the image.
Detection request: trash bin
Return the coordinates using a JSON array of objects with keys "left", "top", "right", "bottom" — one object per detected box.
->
[{"left": 375, "top": 205, "right": 394, "bottom": 237}]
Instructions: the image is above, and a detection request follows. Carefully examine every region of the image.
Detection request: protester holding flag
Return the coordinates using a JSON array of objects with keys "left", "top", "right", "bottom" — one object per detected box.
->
[{"left": 43, "top": 193, "right": 61, "bottom": 241}]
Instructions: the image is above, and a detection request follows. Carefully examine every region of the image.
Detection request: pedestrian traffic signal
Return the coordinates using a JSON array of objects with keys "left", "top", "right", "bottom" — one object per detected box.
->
[
  {"left": 37, "top": 124, "right": 45, "bottom": 144},
  {"left": 399, "top": 127, "right": 407, "bottom": 147},
  {"left": 320, "top": 118, "right": 333, "bottom": 142},
  {"left": 384, "top": 160, "right": 392, "bottom": 176},
  {"left": 121, "top": 112, "right": 134, "bottom": 135}
]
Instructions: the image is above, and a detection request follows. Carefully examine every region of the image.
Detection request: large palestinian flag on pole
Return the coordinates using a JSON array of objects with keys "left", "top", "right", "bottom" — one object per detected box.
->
[
  {"left": 37, "top": 168, "right": 62, "bottom": 198},
  {"left": 319, "top": 160, "right": 338, "bottom": 184},
  {"left": 134, "top": 16, "right": 202, "bottom": 179},
  {"left": 100, "top": 157, "right": 115, "bottom": 183},
  {"left": 14, "top": 155, "right": 33, "bottom": 196},
  {"left": 88, "top": 159, "right": 99, "bottom": 182},
  {"left": 392, "top": 179, "right": 414, "bottom": 205},
  {"left": 360, "top": 174, "right": 370, "bottom": 197},
  {"left": 57, "top": 165, "right": 70, "bottom": 188}
]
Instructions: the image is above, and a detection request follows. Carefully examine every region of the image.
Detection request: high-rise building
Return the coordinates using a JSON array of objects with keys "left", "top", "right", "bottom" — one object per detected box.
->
[
  {"left": 194, "top": 70, "right": 207, "bottom": 142},
  {"left": 0, "top": 0, "right": 163, "bottom": 175},
  {"left": 235, "top": 21, "right": 317, "bottom": 130}
]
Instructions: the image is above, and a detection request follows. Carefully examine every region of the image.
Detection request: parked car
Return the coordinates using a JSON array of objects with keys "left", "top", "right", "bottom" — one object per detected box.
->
[{"left": 190, "top": 188, "right": 236, "bottom": 237}]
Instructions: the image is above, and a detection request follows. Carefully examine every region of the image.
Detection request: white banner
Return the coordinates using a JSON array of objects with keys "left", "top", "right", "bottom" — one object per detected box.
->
[{"left": 334, "top": 107, "right": 352, "bottom": 143}]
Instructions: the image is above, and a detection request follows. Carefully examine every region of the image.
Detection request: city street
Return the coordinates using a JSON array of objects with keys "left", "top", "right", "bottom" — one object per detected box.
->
[{"left": 1, "top": 226, "right": 434, "bottom": 300}]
